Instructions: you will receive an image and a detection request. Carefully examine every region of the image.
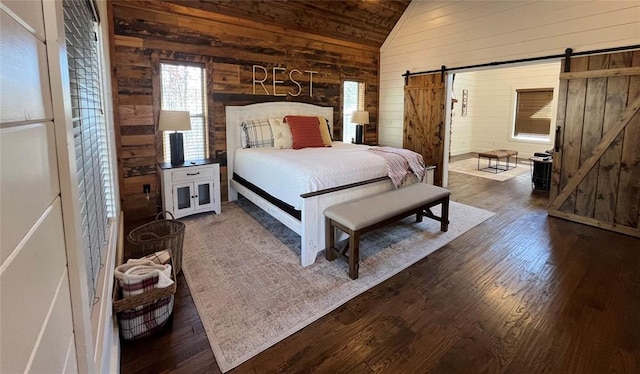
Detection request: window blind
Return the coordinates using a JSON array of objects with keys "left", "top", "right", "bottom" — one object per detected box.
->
[
  {"left": 63, "top": 0, "right": 114, "bottom": 306},
  {"left": 342, "top": 81, "right": 365, "bottom": 143},
  {"left": 160, "top": 63, "right": 207, "bottom": 162},
  {"left": 514, "top": 88, "right": 553, "bottom": 137}
]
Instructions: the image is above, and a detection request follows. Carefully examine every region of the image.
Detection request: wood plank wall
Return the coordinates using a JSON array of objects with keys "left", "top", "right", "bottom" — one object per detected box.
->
[{"left": 109, "top": 1, "right": 380, "bottom": 221}]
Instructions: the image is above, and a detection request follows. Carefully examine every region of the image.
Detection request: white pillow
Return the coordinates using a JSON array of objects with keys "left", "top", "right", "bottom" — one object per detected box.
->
[{"left": 268, "top": 117, "right": 293, "bottom": 149}]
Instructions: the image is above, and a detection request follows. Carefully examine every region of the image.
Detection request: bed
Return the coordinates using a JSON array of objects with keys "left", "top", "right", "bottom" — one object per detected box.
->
[{"left": 225, "top": 102, "right": 434, "bottom": 266}]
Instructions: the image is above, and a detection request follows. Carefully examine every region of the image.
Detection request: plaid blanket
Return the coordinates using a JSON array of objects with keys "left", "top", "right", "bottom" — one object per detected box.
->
[
  {"left": 114, "top": 258, "right": 175, "bottom": 339},
  {"left": 368, "top": 146, "right": 426, "bottom": 188},
  {"left": 114, "top": 259, "right": 174, "bottom": 298}
]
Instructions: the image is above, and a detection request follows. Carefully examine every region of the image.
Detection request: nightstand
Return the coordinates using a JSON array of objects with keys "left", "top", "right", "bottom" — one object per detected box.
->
[{"left": 159, "top": 159, "right": 221, "bottom": 219}]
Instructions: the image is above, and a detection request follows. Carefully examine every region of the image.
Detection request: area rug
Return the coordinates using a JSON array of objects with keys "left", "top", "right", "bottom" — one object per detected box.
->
[
  {"left": 449, "top": 156, "right": 530, "bottom": 181},
  {"left": 181, "top": 198, "right": 494, "bottom": 372}
]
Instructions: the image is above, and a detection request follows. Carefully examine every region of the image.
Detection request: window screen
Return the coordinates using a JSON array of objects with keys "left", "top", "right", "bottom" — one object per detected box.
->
[
  {"left": 161, "top": 63, "right": 207, "bottom": 162},
  {"left": 342, "top": 81, "right": 365, "bottom": 143},
  {"left": 64, "top": 0, "right": 115, "bottom": 306},
  {"left": 514, "top": 88, "right": 553, "bottom": 138}
]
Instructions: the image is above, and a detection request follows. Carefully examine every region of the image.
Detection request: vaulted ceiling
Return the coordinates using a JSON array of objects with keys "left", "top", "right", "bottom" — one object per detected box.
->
[{"left": 161, "top": 0, "right": 412, "bottom": 48}]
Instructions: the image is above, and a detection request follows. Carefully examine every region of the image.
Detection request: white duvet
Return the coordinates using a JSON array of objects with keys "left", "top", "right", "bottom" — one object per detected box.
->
[{"left": 234, "top": 142, "right": 388, "bottom": 209}]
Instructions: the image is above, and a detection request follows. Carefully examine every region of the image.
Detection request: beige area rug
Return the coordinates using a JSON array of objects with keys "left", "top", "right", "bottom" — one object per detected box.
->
[
  {"left": 181, "top": 199, "right": 494, "bottom": 372},
  {"left": 449, "top": 156, "right": 531, "bottom": 181}
]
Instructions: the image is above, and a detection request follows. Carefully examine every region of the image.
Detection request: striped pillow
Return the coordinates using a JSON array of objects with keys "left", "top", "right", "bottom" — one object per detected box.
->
[
  {"left": 241, "top": 119, "right": 274, "bottom": 148},
  {"left": 285, "top": 116, "right": 328, "bottom": 150}
]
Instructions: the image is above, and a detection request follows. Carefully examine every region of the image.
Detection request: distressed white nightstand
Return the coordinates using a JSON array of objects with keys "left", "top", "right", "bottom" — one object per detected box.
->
[{"left": 159, "top": 159, "right": 221, "bottom": 219}]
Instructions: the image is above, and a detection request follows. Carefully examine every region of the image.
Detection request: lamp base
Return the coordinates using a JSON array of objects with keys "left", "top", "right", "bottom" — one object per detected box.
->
[
  {"left": 355, "top": 124, "right": 364, "bottom": 144},
  {"left": 169, "top": 132, "right": 185, "bottom": 165}
]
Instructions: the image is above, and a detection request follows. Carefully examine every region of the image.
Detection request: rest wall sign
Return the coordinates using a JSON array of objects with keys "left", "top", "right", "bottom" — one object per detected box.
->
[{"left": 253, "top": 65, "right": 318, "bottom": 97}]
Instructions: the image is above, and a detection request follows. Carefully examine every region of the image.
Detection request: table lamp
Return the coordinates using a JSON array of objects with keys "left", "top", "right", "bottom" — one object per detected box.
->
[
  {"left": 159, "top": 110, "right": 191, "bottom": 165},
  {"left": 351, "top": 110, "right": 369, "bottom": 144}
]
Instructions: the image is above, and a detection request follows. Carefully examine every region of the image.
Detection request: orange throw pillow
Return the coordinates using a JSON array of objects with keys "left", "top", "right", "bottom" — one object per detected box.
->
[{"left": 285, "top": 116, "right": 328, "bottom": 149}]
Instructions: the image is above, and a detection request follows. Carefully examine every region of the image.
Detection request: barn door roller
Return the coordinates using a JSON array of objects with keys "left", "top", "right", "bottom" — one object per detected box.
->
[{"left": 563, "top": 48, "right": 573, "bottom": 73}]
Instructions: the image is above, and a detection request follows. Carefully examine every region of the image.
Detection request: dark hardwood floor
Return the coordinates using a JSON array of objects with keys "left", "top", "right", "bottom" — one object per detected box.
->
[{"left": 121, "top": 155, "right": 640, "bottom": 373}]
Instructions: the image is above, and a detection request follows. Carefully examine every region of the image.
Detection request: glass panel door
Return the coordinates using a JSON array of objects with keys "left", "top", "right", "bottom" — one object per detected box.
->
[
  {"left": 175, "top": 183, "right": 193, "bottom": 211},
  {"left": 197, "top": 182, "right": 211, "bottom": 206}
]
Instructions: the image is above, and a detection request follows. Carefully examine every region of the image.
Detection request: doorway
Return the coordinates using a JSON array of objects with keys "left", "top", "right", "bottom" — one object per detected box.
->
[{"left": 445, "top": 62, "right": 561, "bottom": 188}]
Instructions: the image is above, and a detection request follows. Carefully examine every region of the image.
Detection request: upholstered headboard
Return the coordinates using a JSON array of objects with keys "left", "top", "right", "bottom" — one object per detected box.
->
[{"left": 225, "top": 102, "right": 334, "bottom": 197}]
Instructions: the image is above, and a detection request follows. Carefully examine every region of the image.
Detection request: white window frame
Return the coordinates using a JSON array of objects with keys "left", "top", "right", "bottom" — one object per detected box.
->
[
  {"left": 342, "top": 80, "right": 365, "bottom": 143},
  {"left": 160, "top": 62, "right": 208, "bottom": 162},
  {"left": 44, "top": 0, "right": 121, "bottom": 372},
  {"left": 509, "top": 86, "right": 555, "bottom": 144}
]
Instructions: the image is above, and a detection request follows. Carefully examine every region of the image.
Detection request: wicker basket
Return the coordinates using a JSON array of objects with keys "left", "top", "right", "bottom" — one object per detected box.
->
[
  {"left": 127, "top": 211, "right": 185, "bottom": 274},
  {"left": 113, "top": 259, "right": 177, "bottom": 340}
]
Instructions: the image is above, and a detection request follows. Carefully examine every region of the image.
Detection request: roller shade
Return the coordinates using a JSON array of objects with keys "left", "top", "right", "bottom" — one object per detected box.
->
[{"left": 514, "top": 88, "right": 553, "bottom": 136}]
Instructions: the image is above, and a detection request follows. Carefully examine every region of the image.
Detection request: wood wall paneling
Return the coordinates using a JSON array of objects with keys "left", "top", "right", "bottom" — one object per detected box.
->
[
  {"left": 28, "top": 275, "right": 75, "bottom": 373},
  {"left": 379, "top": 1, "right": 640, "bottom": 148},
  {"left": 63, "top": 337, "right": 78, "bottom": 374},
  {"left": 111, "top": 2, "right": 381, "bottom": 220},
  {"left": 119, "top": 105, "right": 153, "bottom": 126},
  {"left": 0, "top": 200, "right": 68, "bottom": 373},
  {"left": 2, "top": 0, "right": 46, "bottom": 41},
  {"left": 0, "top": 122, "right": 60, "bottom": 264},
  {"left": 144, "top": 0, "right": 410, "bottom": 49},
  {"left": 0, "top": 10, "right": 52, "bottom": 123}
]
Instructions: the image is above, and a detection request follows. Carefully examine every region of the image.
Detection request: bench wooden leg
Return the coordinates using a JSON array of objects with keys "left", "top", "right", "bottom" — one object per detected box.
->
[
  {"left": 348, "top": 230, "right": 360, "bottom": 280},
  {"left": 325, "top": 217, "right": 336, "bottom": 261},
  {"left": 441, "top": 196, "right": 449, "bottom": 232}
]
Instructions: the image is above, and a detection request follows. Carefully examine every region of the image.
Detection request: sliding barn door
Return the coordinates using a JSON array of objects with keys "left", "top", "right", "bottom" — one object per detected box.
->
[
  {"left": 550, "top": 51, "right": 640, "bottom": 238},
  {"left": 404, "top": 73, "right": 446, "bottom": 186}
]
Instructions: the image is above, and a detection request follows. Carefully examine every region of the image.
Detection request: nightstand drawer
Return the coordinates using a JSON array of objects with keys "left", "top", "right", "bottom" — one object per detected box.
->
[{"left": 171, "top": 166, "right": 214, "bottom": 182}]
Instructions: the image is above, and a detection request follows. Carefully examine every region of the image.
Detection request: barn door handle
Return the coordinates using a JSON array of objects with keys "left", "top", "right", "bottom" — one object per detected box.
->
[{"left": 554, "top": 126, "right": 561, "bottom": 152}]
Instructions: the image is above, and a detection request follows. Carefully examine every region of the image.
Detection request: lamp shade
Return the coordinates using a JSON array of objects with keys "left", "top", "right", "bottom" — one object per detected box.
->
[
  {"left": 351, "top": 110, "right": 369, "bottom": 124},
  {"left": 158, "top": 110, "right": 191, "bottom": 131}
]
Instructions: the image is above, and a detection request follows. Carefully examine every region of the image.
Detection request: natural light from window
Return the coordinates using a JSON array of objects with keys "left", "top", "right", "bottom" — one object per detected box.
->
[
  {"left": 512, "top": 88, "right": 553, "bottom": 142},
  {"left": 161, "top": 63, "right": 207, "bottom": 162},
  {"left": 342, "top": 80, "right": 365, "bottom": 143}
]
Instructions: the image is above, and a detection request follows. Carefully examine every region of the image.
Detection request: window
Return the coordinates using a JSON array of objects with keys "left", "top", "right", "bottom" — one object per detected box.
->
[
  {"left": 64, "top": 0, "right": 115, "bottom": 305},
  {"left": 160, "top": 63, "right": 208, "bottom": 162},
  {"left": 342, "top": 80, "right": 365, "bottom": 143},
  {"left": 513, "top": 88, "right": 554, "bottom": 140}
]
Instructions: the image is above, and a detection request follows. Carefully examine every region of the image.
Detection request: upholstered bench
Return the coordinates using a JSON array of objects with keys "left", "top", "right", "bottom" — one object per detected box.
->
[
  {"left": 324, "top": 183, "right": 450, "bottom": 279},
  {"left": 477, "top": 149, "right": 518, "bottom": 173}
]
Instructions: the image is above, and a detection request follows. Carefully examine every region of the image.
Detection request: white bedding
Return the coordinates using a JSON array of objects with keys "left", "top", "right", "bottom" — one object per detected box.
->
[{"left": 234, "top": 142, "right": 388, "bottom": 209}]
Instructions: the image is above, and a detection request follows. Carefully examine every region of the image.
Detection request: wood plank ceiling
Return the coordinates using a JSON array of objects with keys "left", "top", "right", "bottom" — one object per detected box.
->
[{"left": 161, "top": 0, "right": 412, "bottom": 48}]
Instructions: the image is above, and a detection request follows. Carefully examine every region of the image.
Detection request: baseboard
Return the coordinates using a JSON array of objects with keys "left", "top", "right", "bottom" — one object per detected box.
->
[{"left": 450, "top": 148, "right": 472, "bottom": 157}]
